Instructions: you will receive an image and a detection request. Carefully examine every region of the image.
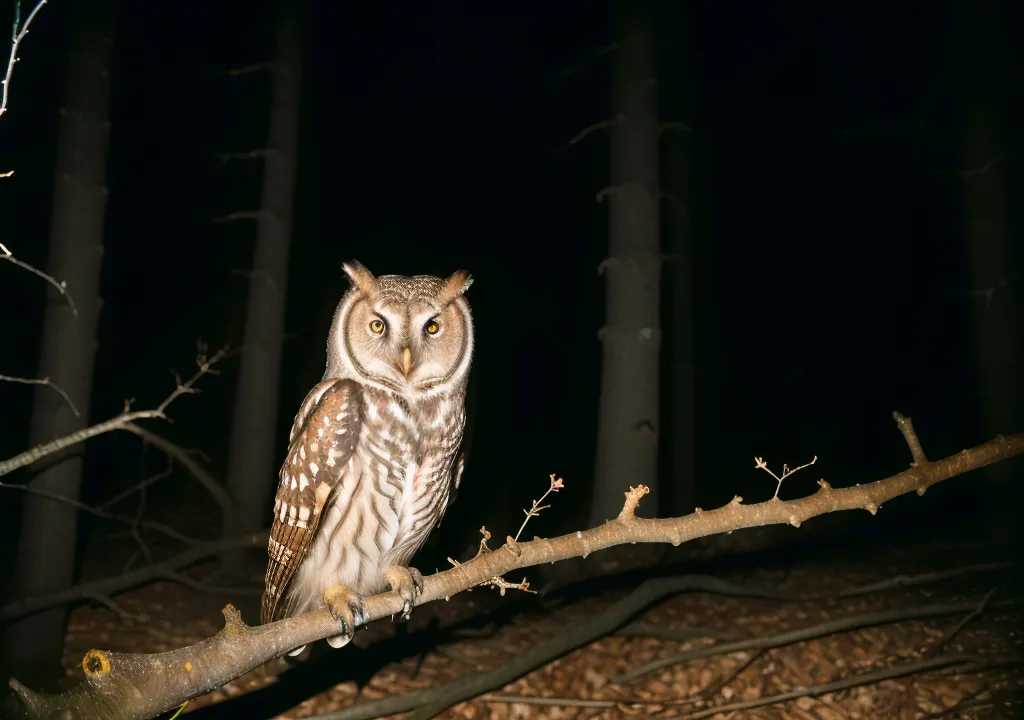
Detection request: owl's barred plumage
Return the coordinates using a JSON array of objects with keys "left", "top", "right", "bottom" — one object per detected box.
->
[{"left": 261, "top": 261, "right": 473, "bottom": 653}]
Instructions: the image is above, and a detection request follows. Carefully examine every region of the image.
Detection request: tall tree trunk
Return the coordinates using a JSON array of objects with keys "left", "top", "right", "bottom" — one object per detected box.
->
[
  {"left": 223, "top": 0, "right": 303, "bottom": 553},
  {"left": 664, "top": 108, "right": 695, "bottom": 518},
  {"left": 4, "top": 0, "right": 112, "bottom": 687},
  {"left": 950, "top": 0, "right": 1020, "bottom": 540},
  {"left": 588, "top": 0, "right": 662, "bottom": 527}
]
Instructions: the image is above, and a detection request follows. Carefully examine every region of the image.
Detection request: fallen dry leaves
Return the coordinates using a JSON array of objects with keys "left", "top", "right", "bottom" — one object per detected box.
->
[{"left": 58, "top": 532, "right": 1022, "bottom": 720}]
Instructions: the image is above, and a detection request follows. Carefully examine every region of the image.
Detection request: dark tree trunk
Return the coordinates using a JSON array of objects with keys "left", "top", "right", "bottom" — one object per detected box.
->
[
  {"left": 3, "top": 0, "right": 113, "bottom": 687},
  {"left": 223, "top": 0, "right": 303, "bottom": 553},
  {"left": 589, "top": 0, "right": 662, "bottom": 527},
  {"left": 950, "top": 0, "right": 1020, "bottom": 542}
]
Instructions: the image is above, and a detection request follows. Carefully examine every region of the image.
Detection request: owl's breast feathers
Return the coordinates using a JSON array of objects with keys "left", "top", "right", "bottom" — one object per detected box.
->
[{"left": 261, "top": 379, "right": 364, "bottom": 625}]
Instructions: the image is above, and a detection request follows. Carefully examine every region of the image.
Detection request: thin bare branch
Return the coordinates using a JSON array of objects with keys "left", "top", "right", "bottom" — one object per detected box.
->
[
  {"left": 754, "top": 454, "right": 817, "bottom": 499},
  {"left": 214, "top": 149, "right": 272, "bottom": 163},
  {"left": 677, "top": 654, "right": 988, "bottom": 720},
  {"left": 213, "top": 210, "right": 266, "bottom": 223},
  {"left": 0, "top": 0, "right": 48, "bottom": 118},
  {"left": 557, "top": 116, "right": 620, "bottom": 152},
  {"left": 514, "top": 474, "right": 564, "bottom": 541},
  {"left": 0, "top": 346, "right": 228, "bottom": 477},
  {"left": 219, "top": 61, "right": 273, "bottom": 76},
  {"left": 0, "top": 242, "right": 78, "bottom": 316},
  {"left": 120, "top": 423, "right": 232, "bottom": 516},
  {"left": 0, "top": 532, "right": 267, "bottom": 622},
  {"left": 0, "top": 467, "right": 196, "bottom": 547},
  {"left": 0, "top": 373, "right": 80, "bottom": 416},
  {"left": 611, "top": 595, "right": 1017, "bottom": 684},
  {"left": 9, "top": 424, "right": 1024, "bottom": 720},
  {"left": 930, "top": 587, "right": 998, "bottom": 654}
]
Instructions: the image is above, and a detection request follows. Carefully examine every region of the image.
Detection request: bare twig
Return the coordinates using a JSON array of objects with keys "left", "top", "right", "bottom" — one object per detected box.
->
[
  {"left": 219, "top": 61, "right": 273, "bottom": 76},
  {"left": 214, "top": 148, "right": 271, "bottom": 163},
  {"left": 0, "top": 374, "right": 80, "bottom": 416},
  {"left": 838, "top": 561, "right": 1012, "bottom": 596},
  {"left": 213, "top": 210, "right": 267, "bottom": 223},
  {"left": 0, "top": 0, "right": 48, "bottom": 119},
  {"left": 120, "top": 423, "right": 232, "bottom": 516},
  {"left": 930, "top": 587, "right": 998, "bottom": 654},
  {"left": 0, "top": 346, "right": 228, "bottom": 477},
  {"left": 10, "top": 422, "right": 1024, "bottom": 720},
  {"left": 557, "top": 117, "right": 620, "bottom": 152},
  {"left": 893, "top": 410, "right": 929, "bottom": 465},
  {"left": 0, "top": 531, "right": 267, "bottom": 622},
  {"left": 676, "top": 654, "right": 987, "bottom": 719},
  {"left": 754, "top": 454, "right": 817, "bottom": 499},
  {"left": 514, "top": 474, "right": 564, "bottom": 541},
  {"left": 611, "top": 595, "right": 1017, "bottom": 684},
  {"left": 0, "top": 467, "right": 195, "bottom": 547},
  {"left": 0, "top": 242, "right": 77, "bottom": 316}
]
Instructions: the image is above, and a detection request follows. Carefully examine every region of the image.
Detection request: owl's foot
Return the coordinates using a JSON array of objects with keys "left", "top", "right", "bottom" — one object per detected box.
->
[
  {"left": 323, "top": 584, "right": 366, "bottom": 648},
  {"left": 384, "top": 565, "right": 423, "bottom": 621}
]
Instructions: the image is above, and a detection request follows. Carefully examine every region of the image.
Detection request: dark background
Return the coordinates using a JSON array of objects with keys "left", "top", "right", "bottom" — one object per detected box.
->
[{"left": 1, "top": 0, "right": 1022, "bottom": 596}]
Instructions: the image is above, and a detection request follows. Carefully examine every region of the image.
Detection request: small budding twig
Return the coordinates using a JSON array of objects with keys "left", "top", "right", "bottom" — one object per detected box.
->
[
  {"left": 1, "top": 242, "right": 78, "bottom": 316},
  {"left": 514, "top": 474, "right": 564, "bottom": 541},
  {"left": 448, "top": 475, "right": 564, "bottom": 596},
  {"left": 755, "top": 454, "right": 818, "bottom": 499},
  {"left": 0, "top": 373, "right": 80, "bottom": 416}
]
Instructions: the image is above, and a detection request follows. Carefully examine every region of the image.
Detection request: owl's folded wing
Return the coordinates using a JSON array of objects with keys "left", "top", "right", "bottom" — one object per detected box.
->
[{"left": 261, "top": 378, "right": 363, "bottom": 624}]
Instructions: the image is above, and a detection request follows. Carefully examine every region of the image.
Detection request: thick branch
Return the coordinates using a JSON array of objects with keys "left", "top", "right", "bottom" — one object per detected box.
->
[{"left": 9, "top": 425, "right": 1023, "bottom": 719}]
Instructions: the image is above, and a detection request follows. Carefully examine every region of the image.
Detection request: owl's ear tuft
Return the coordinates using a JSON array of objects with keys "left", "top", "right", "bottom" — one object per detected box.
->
[
  {"left": 436, "top": 270, "right": 473, "bottom": 306},
  {"left": 342, "top": 261, "right": 377, "bottom": 297}
]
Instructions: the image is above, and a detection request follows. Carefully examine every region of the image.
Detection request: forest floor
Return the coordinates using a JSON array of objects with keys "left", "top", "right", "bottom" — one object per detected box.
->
[{"left": 57, "top": 523, "right": 1023, "bottom": 720}]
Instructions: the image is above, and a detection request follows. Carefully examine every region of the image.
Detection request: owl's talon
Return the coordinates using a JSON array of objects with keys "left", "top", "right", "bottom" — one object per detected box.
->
[
  {"left": 384, "top": 566, "right": 423, "bottom": 622},
  {"left": 324, "top": 584, "right": 365, "bottom": 641}
]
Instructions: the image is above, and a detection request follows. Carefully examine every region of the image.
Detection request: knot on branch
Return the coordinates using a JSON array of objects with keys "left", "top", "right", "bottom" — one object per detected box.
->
[
  {"left": 82, "top": 649, "right": 111, "bottom": 678},
  {"left": 504, "top": 536, "right": 521, "bottom": 557},
  {"left": 618, "top": 484, "right": 650, "bottom": 521},
  {"left": 221, "top": 604, "right": 246, "bottom": 635}
]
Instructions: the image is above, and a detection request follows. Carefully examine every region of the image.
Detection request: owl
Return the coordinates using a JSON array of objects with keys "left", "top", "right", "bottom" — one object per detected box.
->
[{"left": 261, "top": 260, "right": 474, "bottom": 654}]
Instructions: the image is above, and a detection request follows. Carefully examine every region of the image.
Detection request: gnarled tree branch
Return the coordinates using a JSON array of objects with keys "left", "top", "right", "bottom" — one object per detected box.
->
[{"left": 8, "top": 418, "right": 1024, "bottom": 719}]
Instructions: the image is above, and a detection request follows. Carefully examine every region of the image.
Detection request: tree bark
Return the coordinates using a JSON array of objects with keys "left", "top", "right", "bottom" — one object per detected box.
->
[
  {"left": 3, "top": 0, "right": 113, "bottom": 688},
  {"left": 589, "top": 0, "right": 662, "bottom": 527},
  {"left": 661, "top": 3, "right": 695, "bottom": 518},
  {"left": 950, "top": 0, "right": 1020, "bottom": 546},
  {"left": 950, "top": 0, "right": 1019, "bottom": 439},
  {"left": 223, "top": 0, "right": 303, "bottom": 552}
]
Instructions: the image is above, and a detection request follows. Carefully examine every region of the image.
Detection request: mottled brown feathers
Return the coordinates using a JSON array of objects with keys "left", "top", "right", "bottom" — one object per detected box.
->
[{"left": 261, "top": 379, "right": 364, "bottom": 624}]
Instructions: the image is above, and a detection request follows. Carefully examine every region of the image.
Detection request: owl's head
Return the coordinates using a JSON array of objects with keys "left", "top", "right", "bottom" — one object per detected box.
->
[{"left": 325, "top": 260, "right": 474, "bottom": 395}]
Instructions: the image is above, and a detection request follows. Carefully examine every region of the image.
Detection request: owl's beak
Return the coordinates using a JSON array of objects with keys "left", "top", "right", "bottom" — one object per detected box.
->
[{"left": 400, "top": 347, "right": 412, "bottom": 378}]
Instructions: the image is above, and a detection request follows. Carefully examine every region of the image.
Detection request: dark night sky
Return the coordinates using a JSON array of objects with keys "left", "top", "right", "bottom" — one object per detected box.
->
[{"left": 1, "top": 0, "right": 1022, "bottom": 569}]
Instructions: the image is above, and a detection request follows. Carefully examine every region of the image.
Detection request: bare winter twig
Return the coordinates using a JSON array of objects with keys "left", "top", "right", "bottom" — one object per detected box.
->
[
  {"left": 0, "top": 373, "right": 80, "bottom": 416},
  {"left": 0, "top": 242, "right": 78, "bottom": 316},
  {"left": 0, "top": 0, "right": 47, "bottom": 119},
  {"left": 0, "top": 532, "right": 267, "bottom": 623},
  {"left": 0, "top": 346, "right": 228, "bottom": 477}
]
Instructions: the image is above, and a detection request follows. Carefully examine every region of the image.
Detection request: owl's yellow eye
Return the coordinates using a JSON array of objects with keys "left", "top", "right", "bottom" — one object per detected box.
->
[
  {"left": 425, "top": 319, "right": 440, "bottom": 336},
  {"left": 369, "top": 319, "right": 385, "bottom": 334}
]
